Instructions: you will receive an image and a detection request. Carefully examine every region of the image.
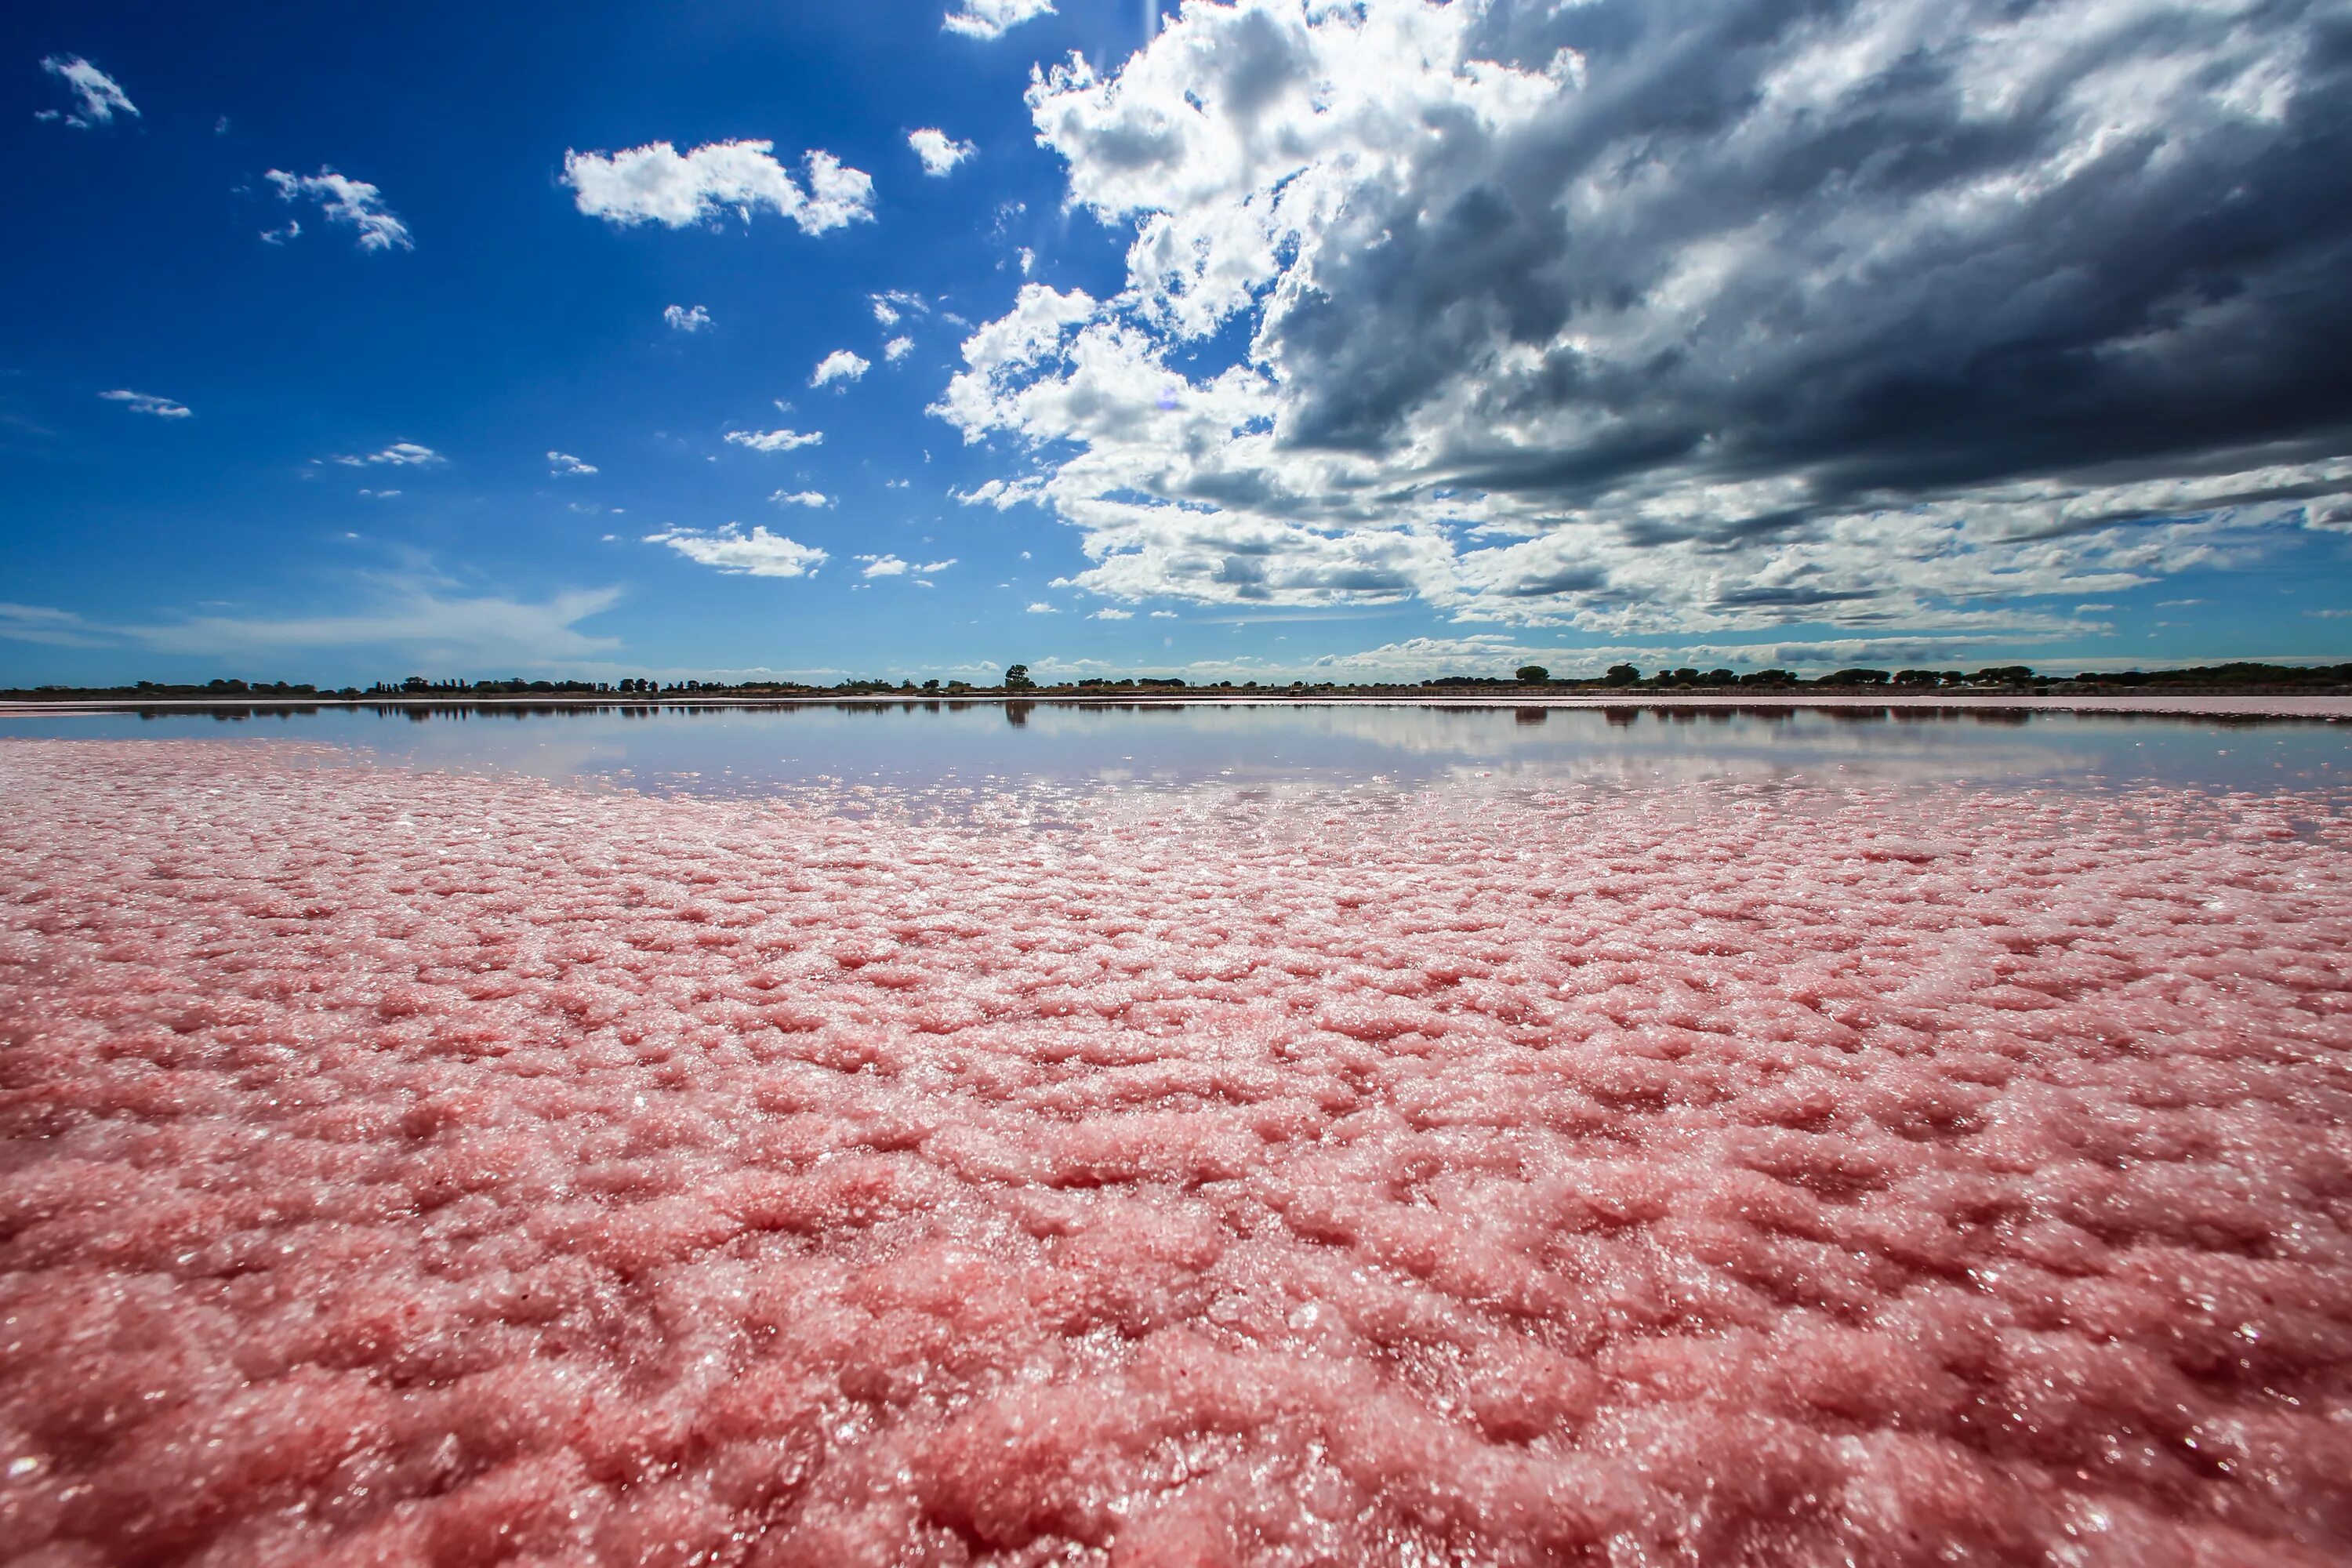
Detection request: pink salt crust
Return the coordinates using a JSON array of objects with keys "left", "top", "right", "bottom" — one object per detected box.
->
[{"left": 2, "top": 740, "right": 2350, "bottom": 1567}]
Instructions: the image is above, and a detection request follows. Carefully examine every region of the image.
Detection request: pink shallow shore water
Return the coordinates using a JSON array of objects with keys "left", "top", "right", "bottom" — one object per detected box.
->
[{"left": 3, "top": 742, "right": 2351, "bottom": 1566}]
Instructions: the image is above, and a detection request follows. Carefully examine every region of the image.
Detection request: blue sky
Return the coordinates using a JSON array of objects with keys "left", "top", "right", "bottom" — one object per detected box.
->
[{"left": 5, "top": 0, "right": 2349, "bottom": 686}]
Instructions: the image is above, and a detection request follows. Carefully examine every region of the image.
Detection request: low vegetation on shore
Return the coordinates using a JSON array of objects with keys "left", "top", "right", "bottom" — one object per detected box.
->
[{"left": 7, "top": 660, "right": 2352, "bottom": 704}]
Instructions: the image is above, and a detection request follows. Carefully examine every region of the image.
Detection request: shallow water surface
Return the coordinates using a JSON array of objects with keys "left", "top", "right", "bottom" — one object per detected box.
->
[{"left": 4, "top": 699, "right": 2344, "bottom": 797}]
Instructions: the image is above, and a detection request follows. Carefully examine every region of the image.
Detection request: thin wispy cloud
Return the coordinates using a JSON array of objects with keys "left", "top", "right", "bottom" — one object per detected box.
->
[
  {"left": 0, "top": 577, "right": 621, "bottom": 662},
  {"left": 548, "top": 451, "right": 597, "bottom": 476},
  {"left": 100, "top": 390, "right": 190, "bottom": 419},
  {"left": 265, "top": 169, "right": 412, "bottom": 251},
  {"left": 38, "top": 56, "right": 136, "bottom": 128},
  {"left": 334, "top": 442, "right": 442, "bottom": 466},
  {"left": 870, "top": 291, "right": 925, "bottom": 327}
]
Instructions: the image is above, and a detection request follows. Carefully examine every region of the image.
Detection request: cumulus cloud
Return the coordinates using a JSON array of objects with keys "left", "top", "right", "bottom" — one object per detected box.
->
[
  {"left": 726, "top": 428, "right": 822, "bottom": 452},
  {"left": 38, "top": 56, "right": 136, "bottom": 128},
  {"left": 942, "top": 0, "right": 1055, "bottom": 41},
  {"left": 334, "top": 442, "right": 442, "bottom": 467},
  {"left": 265, "top": 169, "right": 412, "bottom": 251},
  {"left": 908, "top": 128, "right": 977, "bottom": 176},
  {"left": 99, "top": 390, "right": 190, "bottom": 419},
  {"left": 859, "top": 554, "right": 911, "bottom": 577},
  {"left": 563, "top": 140, "right": 874, "bottom": 234},
  {"left": 771, "top": 489, "right": 832, "bottom": 507},
  {"left": 935, "top": 0, "right": 2352, "bottom": 636},
  {"left": 884, "top": 336, "right": 915, "bottom": 363},
  {"left": 810, "top": 350, "right": 870, "bottom": 387},
  {"left": 549, "top": 451, "right": 597, "bottom": 476},
  {"left": 1091, "top": 607, "right": 1134, "bottom": 619},
  {"left": 663, "top": 304, "right": 712, "bottom": 332},
  {"left": 645, "top": 523, "right": 827, "bottom": 578},
  {"left": 1026, "top": 601, "right": 1058, "bottom": 613}
]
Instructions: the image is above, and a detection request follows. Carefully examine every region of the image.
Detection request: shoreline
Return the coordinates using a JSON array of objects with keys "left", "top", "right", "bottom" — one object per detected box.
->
[{"left": 5, "top": 691, "right": 2350, "bottom": 720}]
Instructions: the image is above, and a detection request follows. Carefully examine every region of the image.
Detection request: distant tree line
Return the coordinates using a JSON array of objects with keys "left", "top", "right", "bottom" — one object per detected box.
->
[{"left": 6, "top": 660, "right": 2350, "bottom": 703}]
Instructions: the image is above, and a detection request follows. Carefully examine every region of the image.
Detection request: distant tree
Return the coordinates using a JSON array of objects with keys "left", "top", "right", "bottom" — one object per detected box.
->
[
  {"left": 1671, "top": 667, "right": 1700, "bottom": 684},
  {"left": 1703, "top": 668, "right": 1737, "bottom": 685},
  {"left": 1604, "top": 663, "right": 1639, "bottom": 686},
  {"left": 1824, "top": 668, "right": 1891, "bottom": 685},
  {"left": 1515, "top": 664, "right": 1549, "bottom": 684},
  {"left": 1003, "top": 663, "right": 1036, "bottom": 691},
  {"left": 922, "top": 678, "right": 939, "bottom": 691}
]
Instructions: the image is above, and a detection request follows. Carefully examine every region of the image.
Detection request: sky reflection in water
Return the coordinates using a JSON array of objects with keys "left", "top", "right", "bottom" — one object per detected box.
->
[{"left": 4, "top": 702, "right": 2344, "bottom": 799}]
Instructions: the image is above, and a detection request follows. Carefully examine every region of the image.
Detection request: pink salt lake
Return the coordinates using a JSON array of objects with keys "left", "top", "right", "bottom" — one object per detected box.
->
[{"left": 2, "top": 706, "right": 2349, "bottom": 1565}]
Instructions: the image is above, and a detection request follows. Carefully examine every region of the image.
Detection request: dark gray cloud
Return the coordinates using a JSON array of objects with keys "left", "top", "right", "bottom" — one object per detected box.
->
[
  {"left": 1277, "top": 0, "right": 2352, "bottom": 506},
  {"left": 939, "top": 0, "right": 2352, "bottom": 629}
]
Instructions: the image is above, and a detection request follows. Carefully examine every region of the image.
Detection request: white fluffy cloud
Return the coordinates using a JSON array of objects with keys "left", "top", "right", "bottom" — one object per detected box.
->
[
  {"left": 884, "top": 336, "right": 914, "bottom": 363},
  {"left": 859, "top": 554, "right": 911, "bottom": 577},
  {"left": 38, "top": 56, "right": 136, "bottom": 128},
  {"left": 810, "top": 350, "right": 870, "bottom": 387},
  {"left": 1026, "top": 601, "right": 1058, "bottom": 613},
  {"left": 334, "top": 442, "right": 442, "bottom": 466},
  {"left": 771, "top": 489, "right": 832, "bottom": 507},
  {"left": 645, "top": 523, "right": 827, "bottom": 578},
  {"left": 935, "top": 0, "right": 2352, "bottom": 637},
  {"left": 563, "top": 141, "right": 873, "bottom": 234},
  {"left": 726, "top": 428, "right": 822, "bottom": 452},
  {"left": 942, "top": 0, "right": 1055, "bottom": 41},
  {"left": 266, "top": 169, "right": 412, "bottom": 251},
  {"left": 663, "top": 304, "right": 712, "bottom": 332},
  {"left": 908, "top": 128, "right": 977, "bottom": 176},
  {"left": 100, "top": 390, "right": 190, "bottom": 419},
  {"left": 549, "top": 451, "right": 597, "bottom": 476},
  {"left": 1091, "top": 607, "right": 1134, "bottom": 619}
]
